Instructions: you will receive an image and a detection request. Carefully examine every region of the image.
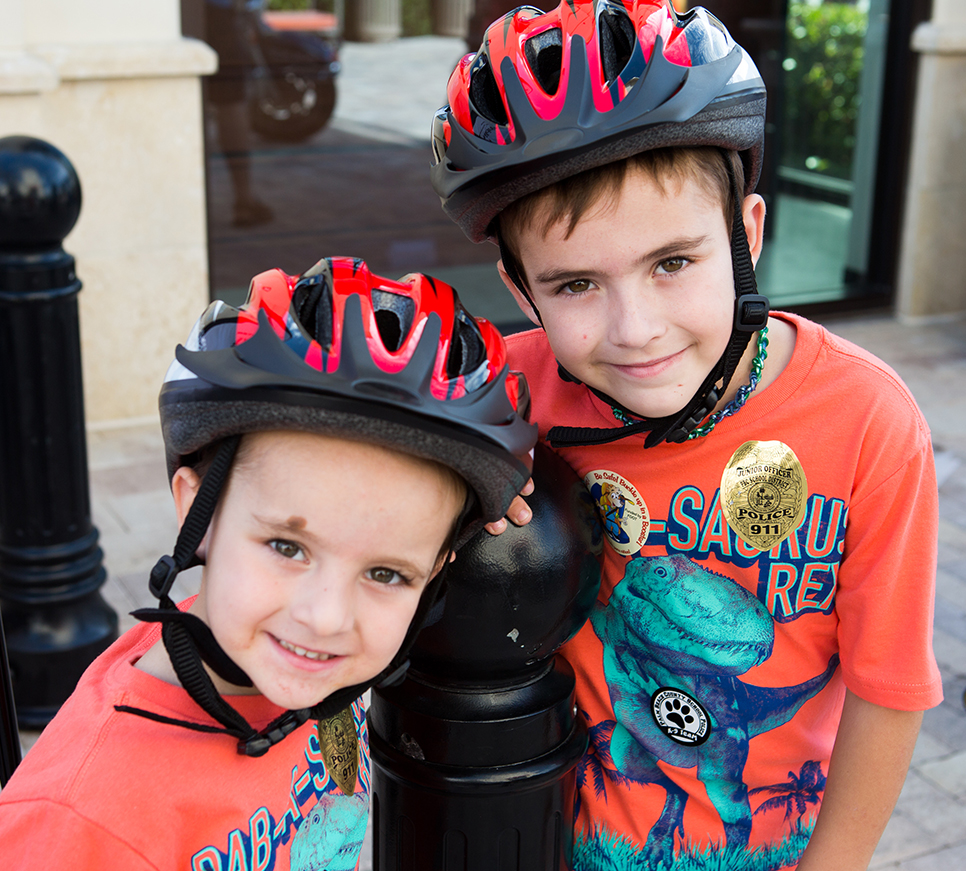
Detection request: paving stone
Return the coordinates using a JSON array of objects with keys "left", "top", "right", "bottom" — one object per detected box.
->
[
  {"left": 930, "top": 628, "right": 966, "bottom": 678},
  {"left": 918, "top": 750, "right": 966, "bottom": 800},
  {"left": 890, "top": 770, "right": 966, "bottom": 837},
  {"left": 871, "top": 808, "right": 937, "bottom": 868},
  {"left": 920, "top": 696, "right": 966, "bottom": 758},
  {"left": 897, "top": 840, "right": 966, "bottom": 871},
  {"left": 935, "top": 566, "right": 966, "bottom": 607},
  {"left": 933, "top": 594, "right": 966, "bottom": 643},
  {"left": 911, "top": 728, "right": 955, "bottom": 766}
]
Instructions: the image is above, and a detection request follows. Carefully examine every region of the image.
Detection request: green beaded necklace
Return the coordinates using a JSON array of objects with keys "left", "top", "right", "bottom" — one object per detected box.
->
[{"left": 611, "top": 327, "right": 770, "bottom": 440}]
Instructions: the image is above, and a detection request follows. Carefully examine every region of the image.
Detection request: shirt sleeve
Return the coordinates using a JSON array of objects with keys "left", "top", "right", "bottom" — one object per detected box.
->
[{"left": 835, "top": 435, "right": 943, "bottom": 710}]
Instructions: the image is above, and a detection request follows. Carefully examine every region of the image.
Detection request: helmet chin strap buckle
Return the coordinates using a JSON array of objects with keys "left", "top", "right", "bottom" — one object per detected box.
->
[
  {"left": 149, "top": 554, "right": 179, "bottom": 600},
  {"left": 735, "top": 294, "right": 770, "bottom": 332},
  {"left": 664, "top": 386, "right": 721, "bottom": 444}
]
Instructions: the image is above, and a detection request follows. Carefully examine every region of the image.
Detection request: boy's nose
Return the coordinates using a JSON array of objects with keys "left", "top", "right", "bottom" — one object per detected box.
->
[
  {"left": 607, "top": 287, "right": 664, "bottom": 349},
  {"left": 289, "top": 571, "right": 356, "bottom": 637}
]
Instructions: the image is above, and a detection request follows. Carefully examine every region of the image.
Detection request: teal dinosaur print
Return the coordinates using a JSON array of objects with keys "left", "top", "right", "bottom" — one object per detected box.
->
[
  {"left": 290, "top": 792, "right": 368, "bottom": 871},
  {"left": 587, "top": 555, "right": 839, "bottom": 868}
]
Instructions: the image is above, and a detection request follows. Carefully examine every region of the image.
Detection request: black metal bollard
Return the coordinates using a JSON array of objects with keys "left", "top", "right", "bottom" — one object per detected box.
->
[
  {"left": 0, "top": 609, "right": 21, "bottom": 785},
  {"left": 0, "top": 136, "right": 118, "bottom": 730},
  {"left": 369, "top": 443, "right": 602, "bottom": 870}
]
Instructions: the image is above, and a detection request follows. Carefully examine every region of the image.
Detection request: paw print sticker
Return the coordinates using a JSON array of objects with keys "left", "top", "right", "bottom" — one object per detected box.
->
[{"left": 651, "top": 688, "right": 710, "bottom": 746}]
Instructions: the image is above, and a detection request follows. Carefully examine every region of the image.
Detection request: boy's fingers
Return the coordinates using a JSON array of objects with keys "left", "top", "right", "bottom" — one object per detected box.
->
[
  {"left": 485, "top": 517, "right": 508, "bottom": 536},
  {"left": 509, "top": 479, "right": 535, "bottom": 526},
  {"left": 484, "top": 483, "right": 535, "bottom": 536},
  {"left": 507, "top": 494, "right": 532, "bottom": 526}
]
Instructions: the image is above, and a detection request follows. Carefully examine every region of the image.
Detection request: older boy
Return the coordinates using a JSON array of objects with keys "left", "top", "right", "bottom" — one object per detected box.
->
[
  {"left": 0, "top": 256, "right": 536, "bottom": 870},
  {"left": 429, "top": 3, "right": 942, "bottom": 869}
]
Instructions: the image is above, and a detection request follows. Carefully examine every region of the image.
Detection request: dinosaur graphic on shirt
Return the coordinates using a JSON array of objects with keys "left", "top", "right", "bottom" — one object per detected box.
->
[
  {"left": 290, "top": 792, "right": 368, "bottom": 871},
  {"left": 588, "top": 555, "right": 839, "bottom": 867}
]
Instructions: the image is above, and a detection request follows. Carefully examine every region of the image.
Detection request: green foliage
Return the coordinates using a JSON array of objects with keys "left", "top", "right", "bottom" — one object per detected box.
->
[
  {"left": 402, "top": 0, "right": 433, "bottom": 36},
  {"left": 265, "top": 0, "right": 316, "bottom": 10},
  {"left": 781, "top": 2, "right": 868, "bottom": 180}
]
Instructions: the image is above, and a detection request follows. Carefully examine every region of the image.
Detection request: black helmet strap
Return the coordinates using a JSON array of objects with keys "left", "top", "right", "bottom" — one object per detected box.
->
[
  {"left": 119, "top": 435, "right": 315, "bottom": 757},
  {"left": 497, "top": 233, "right": 543, "bottom": 328}
]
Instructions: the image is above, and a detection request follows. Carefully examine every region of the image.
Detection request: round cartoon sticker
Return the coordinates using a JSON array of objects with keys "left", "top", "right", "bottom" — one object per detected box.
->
[
  {"left": 720, "top": 440, "right": 808, "bottom": 551},
  {"left": 584, "top": 469, "right": 649, "bottom": 556}
]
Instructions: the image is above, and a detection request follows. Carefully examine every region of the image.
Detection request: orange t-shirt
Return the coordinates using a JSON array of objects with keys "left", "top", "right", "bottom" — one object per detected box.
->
[
  {"left": 0, "top": 610, "right": 370, "bottom": 871},
  {"left": 506, "top": 312, "right": 942, "bottom": 870}
]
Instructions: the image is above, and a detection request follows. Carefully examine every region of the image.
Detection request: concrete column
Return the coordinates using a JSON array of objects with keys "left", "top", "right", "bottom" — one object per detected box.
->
[
  {"left": 0, "top": 0, "right": 217, "bottom": 423},
  {"left": 432, "top": 0, "right": 472, "bottom": 38},
  {"left": 344, "top": 0, "right": 402, "bottom": 43},
  {"left": 896, "top": 0, "right": 966, "bottom": 321}
]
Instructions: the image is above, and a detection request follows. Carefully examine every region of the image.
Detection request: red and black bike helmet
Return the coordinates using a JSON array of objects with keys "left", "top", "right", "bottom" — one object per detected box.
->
[
  {"left": 430, "top": 1, "right": 770, "bottom": 446},
  {"left": 161, "top": 255, "right": 535, "bottom": 528},
  {"left": 432, "top": 0, "right": 765, "bottom": 242},
  {"left": 127, "top": 257, "right": 536, "bottom": 756}
]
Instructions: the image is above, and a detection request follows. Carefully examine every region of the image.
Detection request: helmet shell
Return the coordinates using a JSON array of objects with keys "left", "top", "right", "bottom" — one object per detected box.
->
[
  {"left": 160, "top": 257, "right": 536, "bottom": 526},
  {"left": 431, "top": 0, "right": 766, "bottom": 242}
]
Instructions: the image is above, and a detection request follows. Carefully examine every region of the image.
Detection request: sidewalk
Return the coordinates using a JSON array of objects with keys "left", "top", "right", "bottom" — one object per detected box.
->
[{"left": 10, "top": 310, "right": 965, "bottom": 869}]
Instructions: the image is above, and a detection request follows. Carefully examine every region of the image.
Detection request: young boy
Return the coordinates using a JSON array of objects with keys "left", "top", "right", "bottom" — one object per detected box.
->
[
  {"left": 0, "top": 256, "right": 536, "bottom": 869},
  {"left": 429, "top": 2, "right": 942, "bottom": 869}
]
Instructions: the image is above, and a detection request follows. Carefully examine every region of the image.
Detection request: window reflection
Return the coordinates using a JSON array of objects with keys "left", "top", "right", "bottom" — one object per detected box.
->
[{"left": 184, "top": 1, "right": 897, "bottom": 324}]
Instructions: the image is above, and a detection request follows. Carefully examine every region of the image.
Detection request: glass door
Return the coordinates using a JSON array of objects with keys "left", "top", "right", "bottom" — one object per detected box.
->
[{"left": 701, "top": 0, "right": 890, "bottom": 308}]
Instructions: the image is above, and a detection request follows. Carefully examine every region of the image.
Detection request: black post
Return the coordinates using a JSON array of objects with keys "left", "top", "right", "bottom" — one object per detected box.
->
[
  {"left": 0, "top": 608, "right": 21, "bottom": 786},
  {"left": 0, "top": 136, "right": 118, "bottom": 730},
  {"left": 369, "top": 444, "right": 601, "bottom": 870}
]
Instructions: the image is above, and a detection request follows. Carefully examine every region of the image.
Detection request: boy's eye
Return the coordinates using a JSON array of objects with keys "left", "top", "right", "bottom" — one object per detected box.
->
[
  {"left": 270, "top": 539, "right": 305, "bottom": 561},
  {"left": 559, "top": 278, "right": 595, "bottom": 295},
  {"left": 656, "top": 258, "right": 688, "bottom": 275},
  {"left": 367, "top": 567, "right": 407, "bottom": 586}
]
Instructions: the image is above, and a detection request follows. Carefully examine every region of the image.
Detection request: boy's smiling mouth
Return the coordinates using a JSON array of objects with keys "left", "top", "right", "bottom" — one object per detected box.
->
[
  {"left": 277, "top": 637, "right": 335, "bottom": 662},
  {"left": 609, "top": 350, "right": 685, "bottom": 377}
]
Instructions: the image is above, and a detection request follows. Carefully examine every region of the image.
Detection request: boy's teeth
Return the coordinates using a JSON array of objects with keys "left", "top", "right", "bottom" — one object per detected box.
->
[{"left": 279, "top": 639, "right": 331, "bottom": 661}]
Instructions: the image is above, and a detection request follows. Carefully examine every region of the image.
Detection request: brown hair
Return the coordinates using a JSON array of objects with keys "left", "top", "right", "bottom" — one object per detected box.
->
[{"left": 499, "top": 147, "right": 743, "bottom": 283}]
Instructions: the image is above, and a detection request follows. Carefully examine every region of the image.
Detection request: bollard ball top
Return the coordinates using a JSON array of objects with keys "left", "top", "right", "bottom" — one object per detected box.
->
[
  {"left": 410, "top": 442, "right": 603, "bottom": 681},
  {"left": 0, "top": 136, "right": 81, "bottom": 249}
]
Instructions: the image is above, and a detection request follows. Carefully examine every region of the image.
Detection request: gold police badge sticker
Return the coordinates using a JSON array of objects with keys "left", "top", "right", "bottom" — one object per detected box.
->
[
  {"left": 316, "top": 708, "right": 359, "bottom": 796},
  {"left": 720, "top": 441, "right": 808, "bottom": 551}
]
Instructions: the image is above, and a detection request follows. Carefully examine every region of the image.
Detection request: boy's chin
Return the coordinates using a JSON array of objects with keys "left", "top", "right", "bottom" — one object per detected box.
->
[
  {"left": 607, "top": 394, "right": 695, "bottom": 423},
  {"left": 580, "top": 374, "right": 697, "bottom": 422}
]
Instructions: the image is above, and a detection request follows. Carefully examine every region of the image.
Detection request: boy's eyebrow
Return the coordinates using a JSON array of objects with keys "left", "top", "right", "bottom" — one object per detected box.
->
[
  {"left": 254, "top": 514, "right": 308, "bottom": 533},
  {"left": 531, "top": 235, "right": 712, "bottom": 286}
]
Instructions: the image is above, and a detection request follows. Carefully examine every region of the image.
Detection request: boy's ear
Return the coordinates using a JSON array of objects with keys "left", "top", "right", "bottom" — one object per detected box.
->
[
  {"left": 497, "top": 259, "right": 542, "bottom": 327},
  {"left": 171, "top": 466, "right": 203, "bottom": 530},
  {"left": 741, "top": 194, "right": 767, "bottom": 266}
]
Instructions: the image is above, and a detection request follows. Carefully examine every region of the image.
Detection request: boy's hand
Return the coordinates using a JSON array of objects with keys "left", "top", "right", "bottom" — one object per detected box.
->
[{"left": 484, "top": 478, "right": 534, "bottom": 535}]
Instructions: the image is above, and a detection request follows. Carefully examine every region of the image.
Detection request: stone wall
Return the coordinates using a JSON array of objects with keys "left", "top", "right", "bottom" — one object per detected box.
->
[{"left": 0, "top": 0, "right": 216, "bottom": 423}]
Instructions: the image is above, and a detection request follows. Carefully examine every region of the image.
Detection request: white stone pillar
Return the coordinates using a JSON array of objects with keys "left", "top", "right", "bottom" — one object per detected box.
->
[
  {"left": 432, "top": 0, "right": 473, "bottom": 38},
  {"left": 344, "top": 0, "right": 402, "bottom": 43},
  {"left": 0, "top": 0, "right": 217, "bottom": 424},
  {"left": 896, "top": 0, "right": 966, "bottom": 321}
]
